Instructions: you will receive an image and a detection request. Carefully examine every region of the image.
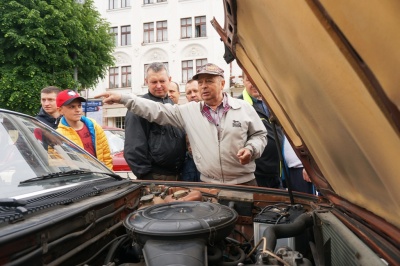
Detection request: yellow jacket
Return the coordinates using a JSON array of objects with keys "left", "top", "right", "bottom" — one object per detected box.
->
[{"left": 56, "top": 116, "right": 113, "bottom": 170}]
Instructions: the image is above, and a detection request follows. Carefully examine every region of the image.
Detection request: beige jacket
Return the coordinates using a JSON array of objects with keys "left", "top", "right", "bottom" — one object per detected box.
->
[{"left": 121, "top": 94, "right": 267, "bottom": 184}]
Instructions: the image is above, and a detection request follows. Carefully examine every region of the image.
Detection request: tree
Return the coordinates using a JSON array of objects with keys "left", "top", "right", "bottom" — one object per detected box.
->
[{"left": 0, "top": 0, "right": 115, "bottom": 115}]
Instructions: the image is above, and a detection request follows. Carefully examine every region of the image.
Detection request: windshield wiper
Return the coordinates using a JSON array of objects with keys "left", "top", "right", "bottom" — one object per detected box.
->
[
  {"left": 19, "top": 170, "right": 122, "bottom": 185},
  {"left": 0, "top": 198, "right": 27, "bottom": 207}
]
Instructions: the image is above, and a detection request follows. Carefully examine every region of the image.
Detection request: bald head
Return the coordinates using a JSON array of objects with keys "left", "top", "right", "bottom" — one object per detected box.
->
[{"left": 168, "top": 81, "right": 180, "bottom": 104}]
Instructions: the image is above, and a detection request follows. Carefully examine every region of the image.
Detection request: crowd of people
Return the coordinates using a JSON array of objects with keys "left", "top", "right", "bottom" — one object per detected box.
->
[
  {"left": 36, "top": 86, "right": 113, "bottom": 170},
  {"left": 36, "top": 61, "right": 314, "bottom": 193}
]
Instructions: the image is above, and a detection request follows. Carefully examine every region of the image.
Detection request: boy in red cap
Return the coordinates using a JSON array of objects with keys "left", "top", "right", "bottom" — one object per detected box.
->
[{"left": 56, "top": 89, "right": 113, "bottom": 170}]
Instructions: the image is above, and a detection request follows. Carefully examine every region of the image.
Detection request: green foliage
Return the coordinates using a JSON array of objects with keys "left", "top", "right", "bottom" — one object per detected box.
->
[{"left": 0, "top": 0, "right": 115, "bottom": 115}]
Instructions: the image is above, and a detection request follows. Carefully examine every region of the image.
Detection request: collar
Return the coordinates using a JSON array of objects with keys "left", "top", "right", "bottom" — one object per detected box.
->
[
  {"left": 60, "top": 115, "right": 90, "bottom": 127},
  {"left": 201, "top": 93, "right": 231, "bottom": 112}
]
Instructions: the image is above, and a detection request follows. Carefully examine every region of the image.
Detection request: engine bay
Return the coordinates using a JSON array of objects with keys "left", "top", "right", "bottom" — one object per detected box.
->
[
  {"left": 93, "top": 185, "right": 317, "bottom": 266},
  {"left": 0, "top": 183, "right": 388, "bottom": 266}
]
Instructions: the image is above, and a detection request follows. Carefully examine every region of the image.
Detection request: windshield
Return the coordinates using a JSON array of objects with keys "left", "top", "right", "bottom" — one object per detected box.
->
[
  {"left": 0, "top": 111, "right": 113, "bottom": 198},
  {"left": 104, "top": 129, "right": 125, "bottom": 154}
]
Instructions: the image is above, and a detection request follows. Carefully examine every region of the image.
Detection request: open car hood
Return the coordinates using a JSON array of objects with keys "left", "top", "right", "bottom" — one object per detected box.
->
[{"left": 212, "top": 0, "right": 400, "bottom": 230}]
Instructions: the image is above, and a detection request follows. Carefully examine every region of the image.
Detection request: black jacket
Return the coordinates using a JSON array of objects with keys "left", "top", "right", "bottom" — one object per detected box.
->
[
  {"left": 238, "top": 94, "right": 284, "bottom": 188},
  {"left": 123, "top": 93, "right": 186, "bottom": 178},
  {"left": 35, "top": 108, "right": 60, "bottom": 129}
]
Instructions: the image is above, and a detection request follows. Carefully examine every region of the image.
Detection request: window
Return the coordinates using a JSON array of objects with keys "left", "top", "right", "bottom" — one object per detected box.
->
[
  {"left": 156, "top": 21, "right": 168, "bottom": 42},
  {"left": 121, "top": 25, "right": 131, "bottom": 46},
  {"left": 116, "top": 117, "right": 125, "bottom": 129},
  {"left": 143, "top": 22, "right": 154, "bottom": 43},
  {"left": 121, "top": 66, "right": 131, "bottom": 87},
  {"left": 109, "top": 27, "right": 118, "bottom": 46},
  {"left": 108, "top": 0, "right": 118, "bottom": 9},
  {"left": 195, "top": 16, "right": 206, "bottom": 37},
  {"left": 121, "top": 0, "right": 130, "bottom": 8},
  {"left": 196, "top": 59, "right": 208, "bottom": 72},
  {"left": 144, "top": 64, "right": 149, "bottom": 84},
  {"left": 181, "top": 59, "right": 207, "bottom": 83},
  {"left": 181, "top": 60, "right": 193, "bottom": 83},
  {"left": 109, "top": 67, "right": 119, "bottom": 89},
  {"left": 181, "top": 18, "right": 192, "bottom": 39},
  {"left": 144, "top": 0, "right": 166, "bottom": 4}
]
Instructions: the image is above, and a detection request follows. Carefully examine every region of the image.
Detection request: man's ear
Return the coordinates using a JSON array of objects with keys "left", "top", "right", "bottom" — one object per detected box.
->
[
  {"left": 144, "top": 78, "right": 148, "bottom": 85},
  {"left": 220, "top": 79, "right": 225, "bottom": 88}
]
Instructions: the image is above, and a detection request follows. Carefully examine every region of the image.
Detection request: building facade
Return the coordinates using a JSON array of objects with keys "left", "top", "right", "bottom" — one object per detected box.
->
[{"left": 87, "top": 0, "right": 242, "bottom": 128}]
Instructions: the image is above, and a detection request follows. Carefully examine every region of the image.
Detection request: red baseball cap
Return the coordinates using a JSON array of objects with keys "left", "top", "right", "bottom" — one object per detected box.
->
[{"left": 56, "top": 89, "right": 86, "bottom": 107}]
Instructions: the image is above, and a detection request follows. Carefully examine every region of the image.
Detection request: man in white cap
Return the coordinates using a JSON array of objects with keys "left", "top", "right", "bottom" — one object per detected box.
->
[{"left": 95, "top": 63, "right": 267, "bottom": 185}]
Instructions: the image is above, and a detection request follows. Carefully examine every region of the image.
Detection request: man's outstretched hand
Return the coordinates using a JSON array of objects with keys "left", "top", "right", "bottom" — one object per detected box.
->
[{"left": 94, "top": 92, "right": 122, "bottom": 105}]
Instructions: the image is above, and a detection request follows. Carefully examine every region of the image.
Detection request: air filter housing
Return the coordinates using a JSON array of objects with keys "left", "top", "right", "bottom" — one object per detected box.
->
[{"left": 124, "top": 201, "right": 238, "bottom": 245}]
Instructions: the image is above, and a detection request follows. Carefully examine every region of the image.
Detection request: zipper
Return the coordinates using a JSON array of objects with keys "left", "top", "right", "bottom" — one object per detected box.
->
[
  {"left": 218, "top": 131, "right": 224, "bottom": 183},
  {"left": 217, "top": 116, "right": 225, "bottom": 183}
]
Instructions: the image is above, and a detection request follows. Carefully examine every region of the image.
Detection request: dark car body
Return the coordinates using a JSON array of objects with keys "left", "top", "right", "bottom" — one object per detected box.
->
[{"left": 0, "top": 1, "right": 399, "bottom": 265}]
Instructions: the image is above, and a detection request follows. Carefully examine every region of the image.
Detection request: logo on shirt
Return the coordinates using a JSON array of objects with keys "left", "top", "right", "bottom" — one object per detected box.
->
[{"left": 232, "top": 120, "right": 241, "bottom": 127}]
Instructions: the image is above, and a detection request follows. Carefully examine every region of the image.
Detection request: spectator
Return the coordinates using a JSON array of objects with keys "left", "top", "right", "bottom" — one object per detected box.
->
[
  {"left": 56, "top": 89, "right": 113, "bottom": 170},
  {"left": 124, "top": 62, "right": 186, "bottom": 181},
  {"left": 283, "top": 136, "right": 314, "bottom": 194},
  {"left": 168, "top": 81, "right": 180, "bottom": 104},
  {"left": 238, "top": 73, "right": 284, "bottom": 188},
  {"left": 185, "top": 79, "right": 201, "bottom": 102},
  {"left": 181, "top": 79, "right": 202, "bottom": 182},
  {"left": 36, "top": 86, "right": 61, "bottom": 129},
  {"left": 95, "top": 63, "right": 267, "bottom": 185}
]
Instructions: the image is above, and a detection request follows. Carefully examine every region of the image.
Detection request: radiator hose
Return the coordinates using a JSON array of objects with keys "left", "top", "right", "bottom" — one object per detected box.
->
[{"left": 263, "top": 213, "right": 314, "bottom": 251}]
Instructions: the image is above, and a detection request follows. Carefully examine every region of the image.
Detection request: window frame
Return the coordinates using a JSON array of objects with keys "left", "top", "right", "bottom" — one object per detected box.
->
[
  {"left": 195, "top": 16, "right": 206, "bottom": 37},
  {"left": 180, "top": 18, "right": 192, "bottom": 39},
  {"left": 156, "top": 20, "right": 168, "bottom": 42},
  {"left": 121, "top": 66, "right": 131, "bottom": 88},
  {"left": 108, "top": 0, "right": 118, "bottom": 9},
  {"left": 143, "top": 22, "right": 154, "bottom": 43},
  {"left": 109, "top": 67, "right": 119, "bottom": 89},
  {"left": 121, "top": 25, "right": 131, "bottom": 46},
  {"left": 115, "top": 117, "right": 125, "bottom": 129},
  {"left": 196, "top": 58, "right": 208, "bottom": 72},
  {"left": 121, "top": 0, "right": 130, "bottom": 8},
  {"left": 109, "top": 27, "right": 118, "bottom": 47},
  {"left": 181, "top": 60, "right": 194, "bottom": 84}
]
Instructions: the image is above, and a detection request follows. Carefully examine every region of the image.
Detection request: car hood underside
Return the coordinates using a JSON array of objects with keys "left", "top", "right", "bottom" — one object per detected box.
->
[{"left": 212, "top": 0, "right": 400, "bottom": 230}]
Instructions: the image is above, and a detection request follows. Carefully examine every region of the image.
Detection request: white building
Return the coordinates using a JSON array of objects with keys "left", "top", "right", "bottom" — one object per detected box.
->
[{"left": 85, "top": 0, "right": 243, "bottom": 128}]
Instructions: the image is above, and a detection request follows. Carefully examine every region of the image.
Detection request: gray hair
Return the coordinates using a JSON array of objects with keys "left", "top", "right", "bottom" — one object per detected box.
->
[{"left": 145, "top": 62, "right": 169, "bottom": 77}]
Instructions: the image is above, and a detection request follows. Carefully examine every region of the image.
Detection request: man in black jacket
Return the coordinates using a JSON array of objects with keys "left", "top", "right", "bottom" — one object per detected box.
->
[
  {"left": 238, "top": 73, "right": 284, "bottom": 188},
  {"left": 36, "top": 86, "right": 61, "bottom": 129},
  {"left": 124, "top": 62, "right": 186, "bottom": 180}
]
